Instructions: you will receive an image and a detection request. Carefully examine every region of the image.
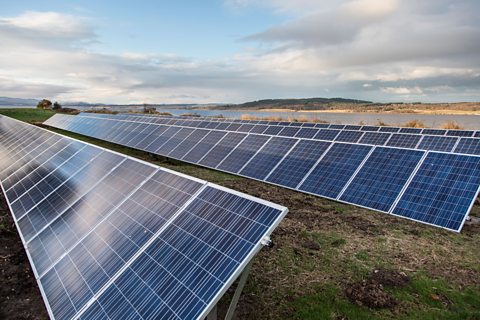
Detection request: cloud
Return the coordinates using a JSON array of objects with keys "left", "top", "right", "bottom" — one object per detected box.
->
[{"left": 0, "top": 5, "right": 479, "bottom": 104}]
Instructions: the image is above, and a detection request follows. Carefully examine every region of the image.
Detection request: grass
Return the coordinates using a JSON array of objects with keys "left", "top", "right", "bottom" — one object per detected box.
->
[
  {"left": 441, "top": 120, "right": 463, "bottom": 130},
  {"left": 403, "top": 119, "right": 426, "bottom": 128},
  {"left": 1, "top": 109, "right": 479, "bottom": 320},
  {"left": 0, "top": 108, "right": 55, "bottom": 123}
]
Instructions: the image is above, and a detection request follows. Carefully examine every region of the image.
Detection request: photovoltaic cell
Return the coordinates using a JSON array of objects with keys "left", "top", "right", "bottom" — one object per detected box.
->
[
  {"left": 392, "top": 153, "right": 480, "bottom": 231},
  {"left": 295, "top": 128, "right": 319, "bottom": 139},
  {"left": 334, "top": 130, "right": 364, "bottom": 143},
  {"left": 400, "top": 128, "right": 422, "bottom": 134},
  {"left": 379, "top": 127, "right": 400, "bottom": 133},
  {"left": 314, "top": 129, "right": 340, "bottom": 141},
  {"left": 299, "top": 143, "right": 372, "bottom": 199},
  {"left": 340, "top": 147, "right": 424, "bottom": 212},
  {"left": 182, "top": 131, "right": 227, "bottom": 163},
  {"left": 386, "top": 134, "right": 421, "bottom": 149},
  {"left": 240, "top": 137, "right": 297, "bottom": 180},
  {"left": 199, "top": 132, "right": 246, "bottom": 168},
  {"left": 266, "top": 140, "right": 331, "bottom": 188},
  {"left": 359, "top": 132, "right": 391, "bottom": 145},
  {"left": 217, "top": 135, "right": 270, "bottom": 173},
  {"left": 277, "top": 126, "right": 301, "bottom": 137},
  {"left": 446, "top": 130, "right": 474, "bottom": 137},
  {"left": 417, "top": 136, "right": 457, "bottom": 152},
  {"left": 422, "top": 129, "right": 446, "bottom": 136},
  {"left": 360, "top": 126, "right": 379, "bottom": 132},
  {"left": 454, "top": 138, "right": 480, "bottom": 155},
  {"left": 263, "top": 126, "right": 283, "bottom": 135}
]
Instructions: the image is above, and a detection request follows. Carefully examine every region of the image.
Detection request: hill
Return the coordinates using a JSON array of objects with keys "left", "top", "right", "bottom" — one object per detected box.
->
[{"left": 208, "top": 97, "right": 372, "bottom": 111}]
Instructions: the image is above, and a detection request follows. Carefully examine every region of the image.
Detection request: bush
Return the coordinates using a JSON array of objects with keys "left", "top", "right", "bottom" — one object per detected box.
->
[{"left": 37, "top": 99, "right": 52, "bottom": 109}]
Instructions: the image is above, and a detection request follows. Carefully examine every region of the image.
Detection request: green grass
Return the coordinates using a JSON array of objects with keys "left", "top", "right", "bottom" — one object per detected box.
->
[{"left": 0, "top": 108, "right": 55, "bottom": 123}]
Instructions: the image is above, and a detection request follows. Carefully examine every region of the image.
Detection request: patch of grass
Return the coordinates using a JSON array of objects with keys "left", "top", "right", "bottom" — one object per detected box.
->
[
  {"left": 292, "top": 284, "right": 379, "bottom": 320},
  {"left": 403, "top": 119, "right": 425, "bottom": 128},
  {"left": 441, "top": 120, "right": 463, "bottom": 130},
  {"left": 355, "top": 250, "right": 370, "bottom": 261},
  {"left": 0, "top": 108, "right": 55, "bottom": 123},
  {"left": 389, "top": 273, "right": 480, "bottom": 320}
]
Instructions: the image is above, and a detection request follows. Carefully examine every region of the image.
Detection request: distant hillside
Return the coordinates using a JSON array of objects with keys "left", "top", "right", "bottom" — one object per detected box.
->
[
  {"left": 0, "top": 97, "right": 38, "bottom": 106},
  {"left": 209, "top": 97, "right": 372, "bottom": 110}
]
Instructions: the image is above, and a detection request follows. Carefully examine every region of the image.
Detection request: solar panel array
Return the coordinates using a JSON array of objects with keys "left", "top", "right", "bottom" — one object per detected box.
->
[
  {"left": 69, "top": 113, "right": 480, "bottom": 155},
  {"left": 45, "top": 113, "right": 480, "bottom": 232},
  {"left": 0, "top": 115, "right": 288, "bottom": 320}
]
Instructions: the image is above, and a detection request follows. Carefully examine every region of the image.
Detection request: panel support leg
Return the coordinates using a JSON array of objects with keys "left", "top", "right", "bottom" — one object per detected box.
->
[{"left": 224, "top": 260, "right": 253, "bottom": 320}]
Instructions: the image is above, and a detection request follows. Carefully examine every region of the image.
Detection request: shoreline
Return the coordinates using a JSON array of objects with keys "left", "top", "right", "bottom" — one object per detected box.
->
[{"left": 231, "top": 108, "right": 480, "bottom": 116}]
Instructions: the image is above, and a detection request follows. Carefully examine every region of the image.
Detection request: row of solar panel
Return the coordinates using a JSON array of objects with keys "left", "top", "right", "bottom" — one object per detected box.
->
[
  {"left": 73, "top": 113, "right": 480, "bottom": 155},
  {"left": 84, "top": 112, "right": 480, "bottom": 138},
  {"left": 0, "top": 115, "right": 287, "bottom": 320},
  {"left": 45, "top": 114, "right": 480, "bottom": 232}
]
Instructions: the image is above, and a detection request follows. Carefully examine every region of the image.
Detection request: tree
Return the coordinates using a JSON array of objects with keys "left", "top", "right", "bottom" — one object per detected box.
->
[
  {"left": 37, "top": 99, "right": 52, "bottom": 109},
  {"left": 52, "top": 101, "right": 62, "bottom": 110}
]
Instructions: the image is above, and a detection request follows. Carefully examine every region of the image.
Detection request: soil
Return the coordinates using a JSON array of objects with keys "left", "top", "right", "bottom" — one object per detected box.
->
[
  {"left": 345, "top": 269, "right": 410, "bottom": 309},
  {"left": 0, "top": 193, "right": 49, "bottom": 319}
]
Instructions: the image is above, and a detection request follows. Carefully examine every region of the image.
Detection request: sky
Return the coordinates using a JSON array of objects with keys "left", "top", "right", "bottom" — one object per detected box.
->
[{"left": 0, "top": 0, "right": 479, "bottom": 104}]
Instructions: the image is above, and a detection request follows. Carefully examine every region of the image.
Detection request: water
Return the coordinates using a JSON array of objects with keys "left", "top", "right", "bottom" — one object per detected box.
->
[
  {"left": 2, "top": 105, "right": 478, "bottom": 129},
  {"left": 159, "top": 109, "right": 480, "bottom": 130}
]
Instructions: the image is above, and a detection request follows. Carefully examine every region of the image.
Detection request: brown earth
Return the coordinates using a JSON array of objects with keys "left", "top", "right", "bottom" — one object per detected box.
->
[{"left": 0, "top": 192, "right": 49, "bottom": 320}]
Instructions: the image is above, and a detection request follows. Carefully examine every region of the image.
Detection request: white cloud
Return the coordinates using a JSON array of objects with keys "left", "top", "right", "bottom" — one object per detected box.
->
[{"left": 382, "top": 86, "right": 424, "bottom": 95}]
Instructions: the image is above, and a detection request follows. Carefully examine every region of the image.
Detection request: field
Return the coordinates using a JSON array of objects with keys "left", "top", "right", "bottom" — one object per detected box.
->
[{"left": 1, "top": 109, "right": 480, "bottom": 320}]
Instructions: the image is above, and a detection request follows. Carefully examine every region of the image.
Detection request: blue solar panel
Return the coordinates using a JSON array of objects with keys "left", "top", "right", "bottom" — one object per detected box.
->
[
  {"left": 217, "top": 135, "right": 270, "bottom": 173},
  {"left": 168, "top": 129, "right": 210, "bottom": 159},
  {"left": 237, "top": 124, "right": 256, "bottom": 133},
  {"left": 295, "top": 128, "right": 319, "bottom": 139},
  {"left": 329, "top": 124, "right": 345, "bottom": 129},
  {"left": 399, "top": 128, "right": 422, "bottom": 134},
  {"left": 299, "top": 143, "right": 372, "bottom": 199},
  {"left": 156, "top": 128, "right": 196, "bottom": 155},
  {"left": 225, "top": 123, "right": 242, "bottom": 131},
  {"left": 1, "top": 115, "right": 288, "bottom": 320},
  {"left": 334, "top": 130, "right": 364, "bottom": 143},
  {"left": 249, "top": 125, "right": 269, "bottom": 134},
  {"left": 417, "top": 136, "right": 458, "bottom": 152},
  {"left": 360, "top": 126, "right": 379, "bottom": 132},
  {"left": 422, "top": 129, "right": 446, "bottom": 136},
  {"left": 359, "top": 132, "right": 391, "bottom": 145},
  {"left": 266, "top": 140, "right": 331, "bottom": 188},
  {"left": 263, "top": 126, "right": 283, "bottom": 135},
  {"left": 301, "top": 122, "right": 316, "bottom": 128},
  {"left": 340, "top": 147, "right": 424, "bottom": 212},
  {"left": 454, "top": 138, "right": 480, "bottom": 155},
  {"left": 344, "top": 125, "right": 362, "bottom": 130},
  {"left": 182, "top": 131, "right": 227, "bottom": 163},
  {"left": 378, "top": 127, "right": 400, "bottom": 133},
  {"left": 386, "top": 134, "right": 421, "bottom": 149},
  {"left": 446, "top": 130, "right": 474, "bottom": 137},
  {"left": 240, "top": 137, "right": 297, "bottom": 180},
  {"left": 392, "top": 153, "right": 480, "bottom": 231},
  {"left": 277, "top": 126, "right": 301, "bottom": 137},
  {"left": 475, "top": 132, "right": 480, "bottom": 138},
  {"left": 314, "top": 129, "right": 340, "bottom": 141},
  {"left": 314, "top": 123, "right": 329, "bottom": 128},
  {"left": 199, "top": 133, "right": 246, "bottom": 168}
]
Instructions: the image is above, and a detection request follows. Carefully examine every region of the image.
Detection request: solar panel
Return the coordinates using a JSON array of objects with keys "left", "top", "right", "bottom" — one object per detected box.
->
[
  {"left": 240, "top": 137, "right": 298, "bottom": 180},
  {"left": 217, "top": 135, "right": 270, "bottom": 173},
  {"left": 454, "top": 138, "right": 480, "bottom": 155},
  {"left": 45, "top": 114, "right": 480, "bottom": 232},
  {"left": 263, "top": 126, "right": 283, "bottom": 135},
  {"left": 475, "top": 132, "right": 480, "bottom": 138},
  {"left": 417, "top": 136, "right": 458, "bottom": 152},
  {"left": 399, "top": 128, "right": 422, "bottom": 134},
  {"left": 266, "top": 140, "right": 331, "bottom": 188},
  {"left": 277, "top": 126, "right": 301, "bottom": 137},
  {"left": 360, "top": 126, "right": 379, "bottom": 132},
  {"left": 378, "top": 127, "right": 400, "bottom": 133},
  {"left": 359, "top": 132, "right": 391, "bottom": 145},
  {"left": 392, "top": 153, "right": 480, "bottom": 231},
  {"left": 339, "top": 147, "right": 424, "bottom": 212},
  {"left": 344, "top": 125, "right": 362, "bottom": 130},
  {"left": 446, "top": 130, "right": 474, "bottom": 137},
  {"left": 422, "top": 129, "right": 446, "bottom": 136},
  {"left": 168, "top": 129, "right": 210, "bottom": 159},
  {"left": 299, "top": 143, "right": 373, "bottom": 199},
  {"left": 334, "top": 130, "right": 364, "bottom": 143},
  {"left": 329, "top": 124, "right": 345, "bottom": 130},
  {"left": 0, "top": 115, "right": 288, "bottom": 320},
  {"left": 386, "top": 133, "right": 422, "bottom": 149},
  {"left": 314, "top": 129, "right": 340, "bottom": 141},
  {"left": 295, "top": 128, "right": 319, "bottom": 139},
  {"left": 199, "top": 132, "right": 247, "bottom": 168}
]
